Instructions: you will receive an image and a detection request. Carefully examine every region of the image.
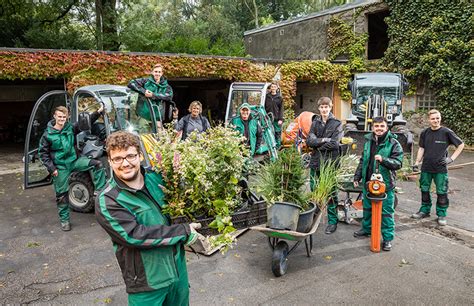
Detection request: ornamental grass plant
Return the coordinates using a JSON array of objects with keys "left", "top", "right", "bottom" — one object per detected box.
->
[
  {"left": 254, "top": 146, "right": 311, "bottom": 211},
  {"left": 311, "top": 158, "right": 342, "bottom": 210}
]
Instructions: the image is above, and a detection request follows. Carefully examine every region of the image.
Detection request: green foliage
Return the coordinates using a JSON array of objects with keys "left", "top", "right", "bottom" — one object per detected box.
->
[
  {"left": 327, "top": 17, "right": 368, "bottom": 73},
  {"left": 311, "top": 158, "right": 341, "bottom": 209},
  {"left": 383, "top": 1, "right": 473, "bottom": 144},
  {"left": 149, "top": 125, "right": 248, "bottom": 250},
  {"left": 254, "top": 147, "right": 311, "bottom": 210}
]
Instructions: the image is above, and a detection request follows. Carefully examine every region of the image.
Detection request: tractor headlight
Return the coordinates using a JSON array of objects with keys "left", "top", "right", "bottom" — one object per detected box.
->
[{"left": 372, "top": 183, "right": 380, "bottom": 191}]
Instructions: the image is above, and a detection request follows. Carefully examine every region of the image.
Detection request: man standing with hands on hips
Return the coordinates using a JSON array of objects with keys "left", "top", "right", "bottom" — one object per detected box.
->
[
  {"left": 95, "top": 131, "right": 201, "bottom": 306},
  {"left": 353, "top": 117, "right": 403, "bottom": 251},
  {"left": 411, "top": 109, "right": 464, "bottom": 226}
]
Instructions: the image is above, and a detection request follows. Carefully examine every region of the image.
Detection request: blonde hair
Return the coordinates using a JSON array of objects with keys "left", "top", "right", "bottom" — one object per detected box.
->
[
  {"left": 54, "top": 106, "right": 68, "bottom": 116},
  {"left": 428, "top": 109, "right": 441, "bottom": 117},
  {"left": 188, "top": 101, "right": 202, "bottom": 113},
  {"left": 153, "top": 63, "right": 163, "bottom": 70}
]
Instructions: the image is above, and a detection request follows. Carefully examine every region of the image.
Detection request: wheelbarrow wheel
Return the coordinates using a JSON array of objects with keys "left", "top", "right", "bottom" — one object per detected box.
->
[{"left": 271, "top": 241, "right": 289, "bottom": 277}]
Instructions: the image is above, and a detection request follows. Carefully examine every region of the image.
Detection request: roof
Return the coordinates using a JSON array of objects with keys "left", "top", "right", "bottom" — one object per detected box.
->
[
  {"left": 76, "top": 84, "right": 129, "bottom": 94},
  {"left": 244, "top": 0, "right": 381, "bottom": 36}
]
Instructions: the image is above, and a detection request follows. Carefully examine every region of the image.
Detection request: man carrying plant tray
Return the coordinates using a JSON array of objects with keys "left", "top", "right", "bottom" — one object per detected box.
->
[
  {"left": 353, "top": 116, "right": 403, "bottom": 251},
  {"left": 95, "top": 131, "right": 201, "bottom": 306},
  {"left": 306, "top": 97, "right": 343, "bottom": 234}
]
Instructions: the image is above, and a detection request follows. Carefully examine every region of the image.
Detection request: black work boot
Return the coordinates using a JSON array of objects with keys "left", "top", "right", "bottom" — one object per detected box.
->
[
  {"left": 325, "top": 224, "right": 337, "bottom": 234},
  {"left": 353, "top": 229, "right": 370, "bottom": 238},
  {"left": 382, "top": 240, "right": 392, "bottom": 251}
]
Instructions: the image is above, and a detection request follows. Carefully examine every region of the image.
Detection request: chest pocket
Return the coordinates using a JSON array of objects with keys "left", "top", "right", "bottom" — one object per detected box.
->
[{"left": 51, "top": 138, "right": 63, "bottom": 151}]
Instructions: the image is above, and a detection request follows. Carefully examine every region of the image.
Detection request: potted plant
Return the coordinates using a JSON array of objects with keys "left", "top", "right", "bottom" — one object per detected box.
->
[{"left": 254, "top": 147, "right": 317, "bottom": 232}]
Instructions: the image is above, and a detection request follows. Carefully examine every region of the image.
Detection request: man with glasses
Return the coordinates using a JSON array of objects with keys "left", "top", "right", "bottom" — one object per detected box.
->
[{"left": 95, "top": 131, "right": 201, "bottom": 306}]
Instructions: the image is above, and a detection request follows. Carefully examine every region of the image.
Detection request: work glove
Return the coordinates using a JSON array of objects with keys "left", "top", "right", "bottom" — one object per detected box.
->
[
  {"left": 185, "top": 222, "right": 202, "bottom": 246},
  {"left": 446, "top": 157, "right": 454, "bottom": 165},
  {"left": 412, "top": 164, "right": 419, "bottom": 172}
]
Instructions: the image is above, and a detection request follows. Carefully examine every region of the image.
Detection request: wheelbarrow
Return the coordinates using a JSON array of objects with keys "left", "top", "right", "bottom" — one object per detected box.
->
[{"left": 250, "top": 208, "right": 324, "bottom": 277}]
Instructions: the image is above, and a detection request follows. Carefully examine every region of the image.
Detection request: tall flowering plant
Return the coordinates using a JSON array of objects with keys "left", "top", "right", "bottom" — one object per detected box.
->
[{"left": 145, "top": 125, "right": 249, "bottom": 247}]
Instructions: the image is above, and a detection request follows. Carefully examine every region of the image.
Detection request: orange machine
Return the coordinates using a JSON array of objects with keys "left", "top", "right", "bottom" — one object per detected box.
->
[
  {"left": 282, "top": 111, "right": 316, "bottom": 148},
  {"left": 365, "top": 162, "right": 387, "bottom": 253}
]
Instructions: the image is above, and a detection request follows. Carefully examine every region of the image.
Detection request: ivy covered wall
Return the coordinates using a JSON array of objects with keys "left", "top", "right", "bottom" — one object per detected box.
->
[
  {"left": 0, "top": 49, "right": 350, "bottom": 115},
  {"left": 383, "top": 1, "right": 473, "bottom": 144}
]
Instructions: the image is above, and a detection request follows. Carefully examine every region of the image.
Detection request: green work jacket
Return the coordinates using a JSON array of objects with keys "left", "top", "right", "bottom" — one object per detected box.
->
[
  {"left": 231, "top": 115, "right": 261, "bottom": 156},
  {"left": 95, "top": 169, "right": 191, "bottom": 293},
  {"left": 354, "top": 131, "right": 403, "bottom": 191}
]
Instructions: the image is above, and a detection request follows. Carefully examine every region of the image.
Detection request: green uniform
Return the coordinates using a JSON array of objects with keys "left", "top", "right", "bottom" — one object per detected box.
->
[
  {"left": 39, "top": 119, "right": 106, "bottom": 222},
  {"left": 417, "top": 127, "right": 463, "bottom": 217},
  {"left": 128, "top": 76, "right": 173, "bottom": 122},
  {"left": 95, "top": 169, "right": 192, "bottom": 306},
  {"left": 354, "top": 131, "right": 403, "bottom": 241},
  {"left": 230, "top": 114, "right": 262, "bottom": 156}
]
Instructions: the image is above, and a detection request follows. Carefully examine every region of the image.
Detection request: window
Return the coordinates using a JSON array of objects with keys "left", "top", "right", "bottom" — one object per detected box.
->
[{"left": 416, "top": 87, "right": 437, "bottom": 111}]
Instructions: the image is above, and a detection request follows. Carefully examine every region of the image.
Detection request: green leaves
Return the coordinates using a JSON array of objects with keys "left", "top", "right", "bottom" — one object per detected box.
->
[{"left": 383, "top": 1, "right": 473, "bottom": 144}]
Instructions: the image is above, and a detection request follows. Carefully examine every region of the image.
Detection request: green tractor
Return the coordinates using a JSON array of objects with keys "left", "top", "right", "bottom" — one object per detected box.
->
[
  {"left": 23, "top": 85, "right": 158, "bottom": 212},
  {"left": 344, "top": 72, "right": 413, "bottom": 156}
]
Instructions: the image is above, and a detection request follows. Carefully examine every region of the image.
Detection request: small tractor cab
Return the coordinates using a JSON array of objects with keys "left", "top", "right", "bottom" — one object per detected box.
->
[
  {"left": 225, "top": 82, "right": 278, "bottom": 160},
  {"left": 24, "top": 85, "right": 157, "bottom": 212},
  {"left": 345, "top": 73, "right": 413, "bottom": 155}
]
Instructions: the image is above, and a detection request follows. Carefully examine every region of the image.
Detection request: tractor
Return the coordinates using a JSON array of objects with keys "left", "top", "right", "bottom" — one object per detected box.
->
[
  {"left": 225, "top": 82, "right": 278, "bottom": 161},
  {"left": 344, "top": 72, "right": 413, "bottom": 156},
  {"left": 23, "top": 85, "right": 158, "bottom": 212}
]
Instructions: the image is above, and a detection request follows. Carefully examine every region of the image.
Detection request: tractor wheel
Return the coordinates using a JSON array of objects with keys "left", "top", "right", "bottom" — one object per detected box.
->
[
  {"left": 344, "top": 123, "right": 357, "bottom": 133},
  {"left": 271, "top": 241, "right": 289, "bottom": 277},
  {"left": 68, "top": 172, "right": 95, "bottom": 213}
]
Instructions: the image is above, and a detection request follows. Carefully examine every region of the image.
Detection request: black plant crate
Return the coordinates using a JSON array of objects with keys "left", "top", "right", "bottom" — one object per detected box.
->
[{"left": 171, "top": 200, "right": 267, "bottom": 236}]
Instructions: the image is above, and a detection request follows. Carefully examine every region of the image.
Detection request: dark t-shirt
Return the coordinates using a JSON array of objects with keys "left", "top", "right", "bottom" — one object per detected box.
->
[{"left": 419, "top": 127, "right": 463, "bottom": 173}]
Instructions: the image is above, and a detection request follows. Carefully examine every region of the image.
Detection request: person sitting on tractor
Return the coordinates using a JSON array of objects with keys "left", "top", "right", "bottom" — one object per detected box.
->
[
  {"left": 306, "top": 97, "right": 343, "bottom": 234},
  {"left": 174, "top": 101, "right": 210, "bottom": 141},
  {"left": 230, "top": 103, "right": 263, "bottom": 157},
  {"left": 353, "top": 116, "right": 403, "bottom": 251},
  {"left": 264, "top": 82, "right": 284, "bottom": 149},
  {"left": 39, "top": 106, "right": 106, "bottom": 231},
  {"left": 128, "top": 63, "right": 173, "bottom": 128}
]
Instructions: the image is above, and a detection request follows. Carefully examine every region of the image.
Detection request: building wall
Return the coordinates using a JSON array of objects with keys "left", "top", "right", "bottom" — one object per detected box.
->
[{"left": 244, "top": 2, "right": 387, "bottom": 60}]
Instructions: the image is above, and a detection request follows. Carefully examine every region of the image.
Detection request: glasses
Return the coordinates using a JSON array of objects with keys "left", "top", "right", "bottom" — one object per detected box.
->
[{"left": 110, "top": 154, "right": 139, "bottom": 164}]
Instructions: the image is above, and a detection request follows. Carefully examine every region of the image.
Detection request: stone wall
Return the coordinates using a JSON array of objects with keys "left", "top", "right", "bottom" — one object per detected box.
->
[{"left": 244, "top": 1, "right": 387, "bottom": 60}]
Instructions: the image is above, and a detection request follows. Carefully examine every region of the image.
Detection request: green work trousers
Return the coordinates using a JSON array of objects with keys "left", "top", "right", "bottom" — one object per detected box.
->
[
  {"left": 273, "top": 120, "right": 282, "bottom": 149},
  {"left": 128, "top": 270, "right": 189, "bottom": 306},
  {"left": 419, "top": 172, "right": 449, "bottom": 217},
  {"left": 361, "top": 189, "right": 395, "bottom": 242},
  {"left": 52, "top": 156, "right": 106, "bottom": 222},
  {"left": 310, "top": 168, "right": 339, "bottom": 225}
]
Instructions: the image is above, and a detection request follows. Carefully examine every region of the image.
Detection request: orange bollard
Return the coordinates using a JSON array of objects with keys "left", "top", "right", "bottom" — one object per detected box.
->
[{"left": 370, "top": 200, "right": 383, "bottom": 252}]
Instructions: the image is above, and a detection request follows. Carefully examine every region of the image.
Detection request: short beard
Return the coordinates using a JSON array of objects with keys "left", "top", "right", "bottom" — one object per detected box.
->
[{"left": 118, "top": 168, "right": 140, "bottom": 183}]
